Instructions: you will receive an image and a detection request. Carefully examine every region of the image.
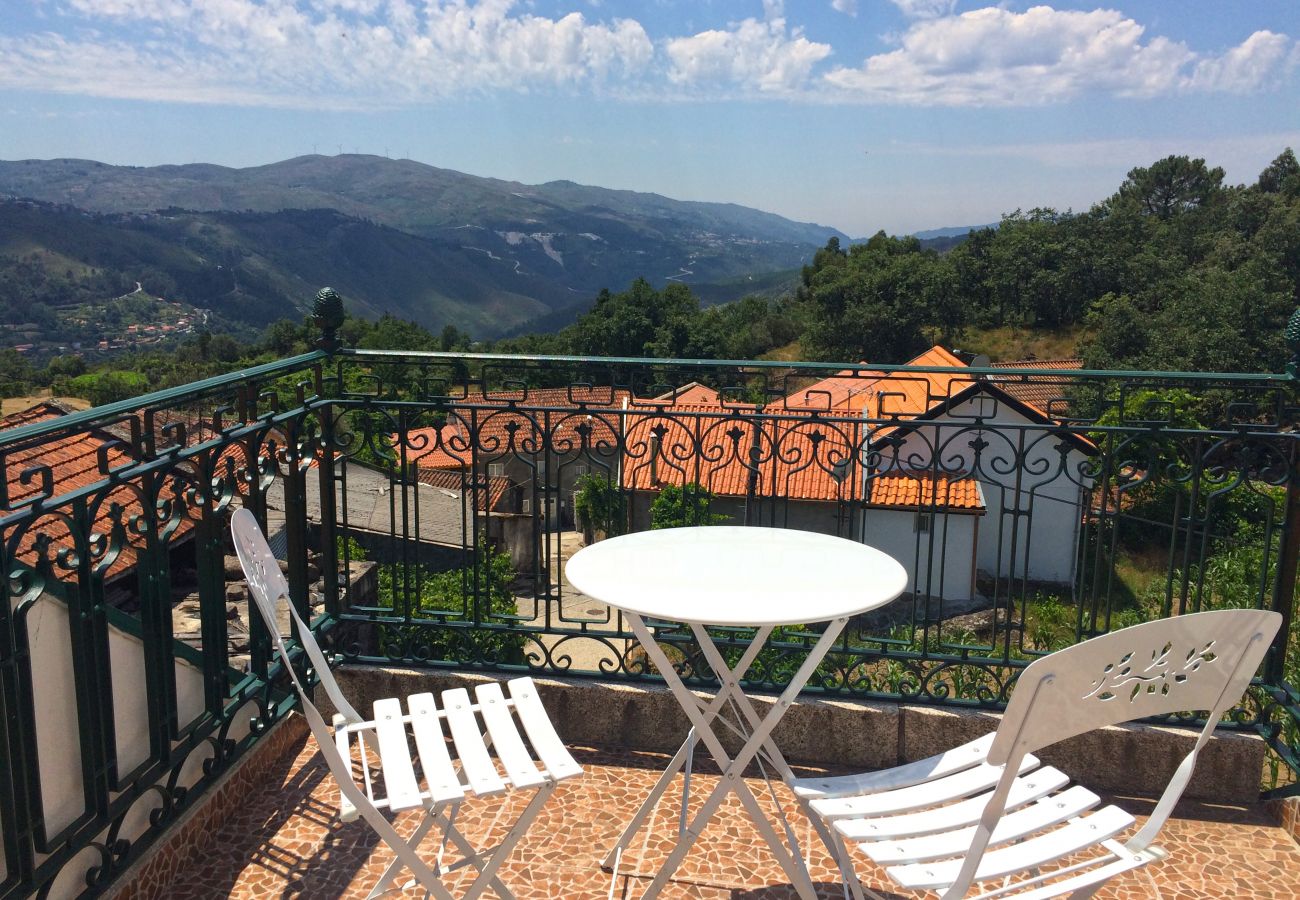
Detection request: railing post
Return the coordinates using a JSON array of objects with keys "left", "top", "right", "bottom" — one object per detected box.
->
[
  {"left": 1268, "top": 434, "right": 1300, "bottom": 687},
  {"left": 193, "top": 452, "right": 229, "bottom": 716},
  {"left": 1273, "top": 312, "right": 1300, "bottom": 685},
  {"left": 317, "top": 400, "right": 341, "bottom": 618}
]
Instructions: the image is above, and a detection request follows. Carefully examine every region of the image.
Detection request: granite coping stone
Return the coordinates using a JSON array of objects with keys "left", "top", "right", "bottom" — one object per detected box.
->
[{"left": 331, "top": 666, "right": 1266, "bottom": 803}]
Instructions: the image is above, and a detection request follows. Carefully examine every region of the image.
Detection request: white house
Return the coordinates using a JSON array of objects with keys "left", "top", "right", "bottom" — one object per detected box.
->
[{"left": 790, "top": 346, "right": 1095, "bottom": 604}]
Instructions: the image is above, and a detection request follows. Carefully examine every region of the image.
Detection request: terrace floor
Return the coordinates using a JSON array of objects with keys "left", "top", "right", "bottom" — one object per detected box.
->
[{"left": 163, "top": 731, "right": 1300, "bottom": 899}]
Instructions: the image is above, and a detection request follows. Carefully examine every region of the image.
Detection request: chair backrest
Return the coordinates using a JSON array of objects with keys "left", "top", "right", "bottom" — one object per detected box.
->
[
  {"left": 988, "top": 609, "right": 1280, "bottom": 765},
  {"left": 230, "top": 508, "right": 361, "bottom": 724},
  {"left": 939, "top": 609, "right": 1281, "bottom": 897},
  {"left": 230, "top": 509, "right": 446, "bottom": 889}
]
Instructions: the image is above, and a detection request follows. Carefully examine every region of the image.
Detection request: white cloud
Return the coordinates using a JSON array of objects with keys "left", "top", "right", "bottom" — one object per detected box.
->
[
  {"left": 824, "top": 6, "right": 1295, "bottom": 106},
  {"left": 1188, "top": 30, "right": 1294, "bottom": 93},
  {"left": 1, "top": 0, "right": 655, "bottom": 107},
  {"left": 0, "top": 2, "right": 1294, "bottom": 108},
  {"left": 664, "top": 17, "right": 831, "bottom": 94}
]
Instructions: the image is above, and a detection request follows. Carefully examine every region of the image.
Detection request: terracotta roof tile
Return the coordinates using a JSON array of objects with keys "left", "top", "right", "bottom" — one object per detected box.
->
[
  {"left": 415, "top": 467, "right": 512, "bottom": 512},
  {"left": 654, "top": 382, "right": 722, "bottom": 405},
  {"left": 621, "top": 404, "right": 863, "bottom": 503},
  {"left": 786, "top": 346, "right": 976, "bottom": 421},
  {"left": 989, "top": 358, "right": 1083, "bottom": 414},
  {"left": 1, "top": 403, "right": 194, "bottom": 581},
  {"left": 867, "top": 472, "right": 984, "bottom": 511},
  {"left": 396, "top": 424, "right": 469, "bottom": 470}
]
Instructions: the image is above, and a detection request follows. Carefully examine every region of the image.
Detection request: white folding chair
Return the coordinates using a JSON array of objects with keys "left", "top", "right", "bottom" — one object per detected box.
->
[
  {"left": 793, "top": 608, "right": 1281, "bottom": 900},
  {"left": 230, "top": 508, "right": 583, "bottom": 900}
]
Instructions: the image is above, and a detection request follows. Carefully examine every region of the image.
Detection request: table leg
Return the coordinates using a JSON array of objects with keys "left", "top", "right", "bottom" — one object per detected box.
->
[
  {"left": 691, "top": 619, "right": 861, "bottom": 883},
  {"left": 623, "top": 613, "right": 847, "bottom": 899},
  {"left": 600, "top": 624, "right": 775, "bottom": 870}
]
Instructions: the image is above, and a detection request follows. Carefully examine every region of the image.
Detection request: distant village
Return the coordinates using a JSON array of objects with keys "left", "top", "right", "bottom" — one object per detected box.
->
[{"left": 4, "top": 294, "right": 209, "bottom": 360}]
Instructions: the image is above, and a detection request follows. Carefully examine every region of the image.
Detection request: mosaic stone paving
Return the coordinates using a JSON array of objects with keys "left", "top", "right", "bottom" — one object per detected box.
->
[{"left": 161, "top": 732, "right": 1300, "bottom": 899}]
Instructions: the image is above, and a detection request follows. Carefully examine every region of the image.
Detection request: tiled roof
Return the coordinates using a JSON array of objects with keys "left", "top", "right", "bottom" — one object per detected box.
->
[
  {"left": 621, "top": 404, "right": 864, "bottom": 503},
  {"left": 858, "top": 346, "right": 977, "bottom": 421},
  {"left": 785, "top": 346, "right": 976, "bottom": 420},
  {"left": 396, "top": 424, "right": 469, "bottom": 470},
  {"left": 654, "top": 382, "right": 721, "bottom": 405},
  {"left": 396, "top": 388, "right": 630, "bottom": 463},
  {"left": 1, "top": 403, "right": 195, "bottom": 581},
  {"left": 989, "top": 358, "right": 1083, "bottom": 414},
  {"left": 414, "top": 467, "right": 513, "bottom": 512},
  {"left": 784, "top": 363, "right": 884, "bottom": 412},
  {"left": 867, "top": 472, "right": 984, "bottom": 511}
]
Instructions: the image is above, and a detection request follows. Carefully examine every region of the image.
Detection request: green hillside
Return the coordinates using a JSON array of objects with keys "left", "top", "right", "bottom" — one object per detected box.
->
[{"left": 0, "top": 154, "right": 846, "bottom": 321}]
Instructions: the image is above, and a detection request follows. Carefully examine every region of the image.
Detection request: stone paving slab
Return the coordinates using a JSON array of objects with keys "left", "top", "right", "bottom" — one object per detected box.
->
[{"left": 161, "top": 733, "right": 1300, "bottom": 899}]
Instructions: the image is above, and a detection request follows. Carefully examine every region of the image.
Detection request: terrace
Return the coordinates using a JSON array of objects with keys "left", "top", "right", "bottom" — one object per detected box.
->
[{"left": 2, "top": 307, "right": 1299, "bottom": 899}]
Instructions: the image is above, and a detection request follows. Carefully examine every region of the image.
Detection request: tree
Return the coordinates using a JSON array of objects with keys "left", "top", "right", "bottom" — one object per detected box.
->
[
  {"left": 1112, "top": 155, "right": 1225, "bottom": 219},
  {"left": 0, "top": 349, "right": 33, "bottom": 398},
  {"left": 566, "top": 279, "right": 707, "bottom": 359},
  {"left": 573, "top": 473, "right": 626, "bottom": 541},
  {"left": 1257, "top": 148, "right": 1299, "bottom": 195},
  {"left": 798, "top": 232, "right": 960, "bottom": 363},
  {"left": 649, "top": 483, "right": 728, "bottom": 529}
]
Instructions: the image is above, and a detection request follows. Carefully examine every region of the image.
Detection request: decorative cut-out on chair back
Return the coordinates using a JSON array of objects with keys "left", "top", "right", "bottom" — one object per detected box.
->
[
  {"left": 231, "top": 508, "right": 291, "bottom": 630},
  {"left": 989, "top": 609, "right": 1280, "bottom": 764}
]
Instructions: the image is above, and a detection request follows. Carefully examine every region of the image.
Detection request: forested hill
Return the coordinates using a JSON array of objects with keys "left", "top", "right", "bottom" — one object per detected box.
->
[
  {"left": 796, "top": 151, "right": 1300, "bottom": 374},
  {"left": 0, "top": 154, "right": 844, "bottom": 318},
  {"left": 0, "top": 200, "right": 586, "bottom": 338},
  {"left": 3, "top": 150, "right": 1298, "bottom": 408}
]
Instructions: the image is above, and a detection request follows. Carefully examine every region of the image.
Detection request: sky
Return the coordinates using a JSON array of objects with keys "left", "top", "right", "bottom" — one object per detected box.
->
[{"left": 1, "top": 0, "right": 1298, "bottom": 236}]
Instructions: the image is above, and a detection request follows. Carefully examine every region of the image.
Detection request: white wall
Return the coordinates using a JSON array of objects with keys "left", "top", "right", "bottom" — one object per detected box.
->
[
  {"left": 862, "top": 508, "right": 980, "bottom": 603},
  {"left": 6, "top": 589, "right": 240, "bottom": 900},
  {"left": 881, "top": 389, "right": 1091, "bottom": 585}
]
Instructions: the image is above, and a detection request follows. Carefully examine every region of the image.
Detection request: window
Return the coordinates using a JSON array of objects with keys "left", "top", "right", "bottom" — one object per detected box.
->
[{"left": 488, "top": 462, "right": 506, "bottom": 477}]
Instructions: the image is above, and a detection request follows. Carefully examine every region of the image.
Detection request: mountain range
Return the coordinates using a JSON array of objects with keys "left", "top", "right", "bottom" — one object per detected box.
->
[{"left": 0, "top": 155, "right": 849, "bottom": 339}]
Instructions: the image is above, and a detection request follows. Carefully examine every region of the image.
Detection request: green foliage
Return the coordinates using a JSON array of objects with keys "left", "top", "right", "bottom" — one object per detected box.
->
[
  {"left": 573, "top": 473, "right": 627, "bottom": 539},
  {"left": 0, "top": 349, "right": 35, "bottom": 398},
  {"left": 797, "top": 232, "right": 961, "bottom": 362},
  {"left": 649, "top": 482, "right": 728, "bottom": 529},
  {"left": 377, "top": 535, "right": 525, "bottom": 663},
  {"left": 66, "top": 370, "right": 149, "bottom": 406}
]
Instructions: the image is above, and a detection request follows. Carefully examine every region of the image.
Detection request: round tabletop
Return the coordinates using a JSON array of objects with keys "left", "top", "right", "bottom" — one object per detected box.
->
[{"left": 565, "top": 526, "right": 908, "bottom": 626}]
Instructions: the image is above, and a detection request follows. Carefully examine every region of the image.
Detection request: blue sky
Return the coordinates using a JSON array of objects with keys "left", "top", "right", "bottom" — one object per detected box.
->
[{"left": 1, "top": 1, "right": 1297, "bottom": 235}]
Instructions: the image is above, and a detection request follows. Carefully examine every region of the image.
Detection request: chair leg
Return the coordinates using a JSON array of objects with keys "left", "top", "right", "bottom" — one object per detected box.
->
[
  {"left": 827, "top": 829, "right": 872, "bottom": 900},
  {"left": 365, "top": 810, "right": 447, "bottom": 900},
  {"left": 460, "top": 782, "right": 556, "bottom": 900}
]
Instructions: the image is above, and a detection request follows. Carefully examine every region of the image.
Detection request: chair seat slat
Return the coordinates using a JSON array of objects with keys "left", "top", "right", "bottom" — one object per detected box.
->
[
  {"left": 475, "top": 682, "right": 546, "bottom": 789},
  {"left": 811, "top": 755, "right": 1039, "bottom": 820},
  {"left": 793, "top": 734, "right": 997, "bottom": 800},
  {"left": 835, "top": 766, "right": 1070, "bottom": 842},
  {"left": 372, "top": 698, "right": 424, "bottom": 812},
  {"left": 968, "top": 847, "right": 1161, "bottom": 900},
  {"left": 507, "top": 678, "right": 583, "bottom": 781},
  {"left": 889, "top": 805, "right": 1136, "bottom": 890},
  {"left": 407, "top": 693, "right": 465, "bottom": 803},
  {"left": 442, "top": 687, "right": 506, "bottom": 796},
  {"left": 864, "top": 785, "right": 1101, "bottom": 865}
]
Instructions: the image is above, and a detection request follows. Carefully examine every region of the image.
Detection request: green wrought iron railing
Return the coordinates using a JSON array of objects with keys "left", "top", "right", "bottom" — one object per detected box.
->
[{"left": 1, "top": 338, "right": 1298, "bottom": 897}]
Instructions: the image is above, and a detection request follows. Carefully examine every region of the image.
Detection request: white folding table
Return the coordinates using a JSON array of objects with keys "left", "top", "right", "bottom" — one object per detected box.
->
[{"left": 566, "top": 526, "right": 907, "bottom": 899}]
